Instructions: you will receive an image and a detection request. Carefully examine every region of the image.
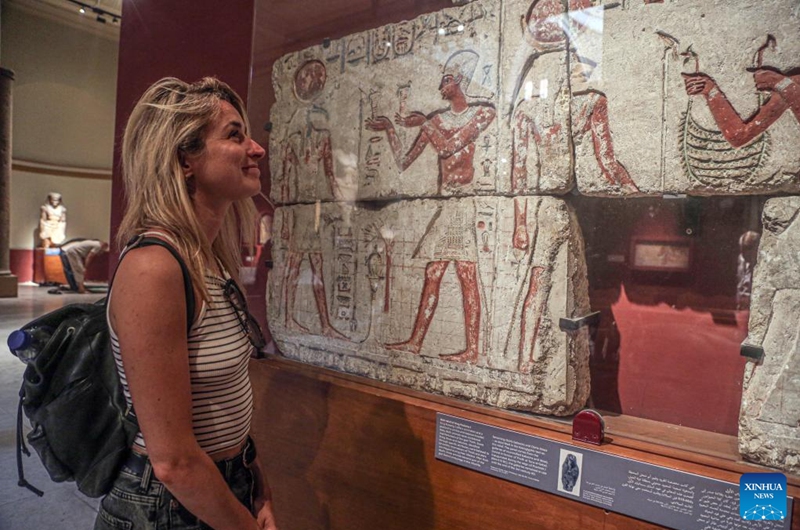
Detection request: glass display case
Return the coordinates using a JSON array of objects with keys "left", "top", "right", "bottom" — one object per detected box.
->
[{"left": 248, "top": 0, "right": 800, "bottom": 486}]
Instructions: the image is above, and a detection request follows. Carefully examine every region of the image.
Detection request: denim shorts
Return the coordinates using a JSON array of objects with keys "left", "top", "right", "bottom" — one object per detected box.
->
[{"left": 93, "top": 439, "right": 256, "bottom": 530}]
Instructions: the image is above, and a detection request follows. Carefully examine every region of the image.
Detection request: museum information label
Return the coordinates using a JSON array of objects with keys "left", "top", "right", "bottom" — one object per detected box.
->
[{"left": 435, "top": 414, "right": 793, "bottom": 530}]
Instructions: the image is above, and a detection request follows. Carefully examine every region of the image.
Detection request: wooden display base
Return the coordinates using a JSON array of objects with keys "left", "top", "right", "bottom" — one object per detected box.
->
[
  {"left": 33, "top": 248, "right": 45, "bottom": 284},
  {"left": 0, "top": 274, "right": 17, "bottom": 297},
  {"left": 250, "top": 357, "right": 799, "bottom": 530},
  {"left": 43, "top": 253, "right": 68, "bottom": 285}
]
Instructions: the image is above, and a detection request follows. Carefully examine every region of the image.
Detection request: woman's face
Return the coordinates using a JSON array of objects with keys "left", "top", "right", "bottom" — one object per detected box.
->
[{"left": 184, "top": 100, "right": 266, "bottom": 207}]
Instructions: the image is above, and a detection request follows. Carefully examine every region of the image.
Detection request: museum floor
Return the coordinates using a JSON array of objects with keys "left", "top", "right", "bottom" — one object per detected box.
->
[{"left": 0, "top": 285, "right": 103, "bottom": 529}]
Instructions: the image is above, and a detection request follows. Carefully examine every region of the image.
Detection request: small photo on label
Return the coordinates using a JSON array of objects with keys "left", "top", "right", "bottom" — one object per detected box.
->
[{"left": 557, "top": 449, "right": 583, "bottom": 497}]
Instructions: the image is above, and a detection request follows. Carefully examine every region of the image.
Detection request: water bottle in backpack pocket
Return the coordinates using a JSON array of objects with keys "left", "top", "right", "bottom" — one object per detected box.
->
[{"left": 7, "top": 327, "right": 54, "bottom": 363}]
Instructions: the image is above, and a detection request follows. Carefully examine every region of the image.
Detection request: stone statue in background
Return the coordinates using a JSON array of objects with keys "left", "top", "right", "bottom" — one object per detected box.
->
[{"left": 39, "top": 192, "right": 67, "bottom": 248}]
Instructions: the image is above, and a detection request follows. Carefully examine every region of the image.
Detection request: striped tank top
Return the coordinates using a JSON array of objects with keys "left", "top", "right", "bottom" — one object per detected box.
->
[{"left": 109, "top": 244, "right": 253, "bottom": 455}]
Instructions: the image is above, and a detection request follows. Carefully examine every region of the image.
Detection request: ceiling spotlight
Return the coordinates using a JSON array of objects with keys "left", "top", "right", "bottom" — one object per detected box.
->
[{"left": 67, "top": 0, "right": 121, "bottom": 25}]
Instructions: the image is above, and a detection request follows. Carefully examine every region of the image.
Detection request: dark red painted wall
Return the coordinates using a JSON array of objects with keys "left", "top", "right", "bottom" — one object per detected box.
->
[
  {"left": 573, "top": 196, "right": 762, "bottom": 435},
  {"left": 10, "top": 250, "right": 32, "bottom": 283}
]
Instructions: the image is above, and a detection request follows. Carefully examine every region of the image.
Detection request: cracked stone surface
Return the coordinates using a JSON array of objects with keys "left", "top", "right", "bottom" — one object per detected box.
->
[
  {"left": 739, "top": 197, "right": 800, "bottom": 474},
  {"left": 267, "top": 196, "right": 590, "bottom": 414}
]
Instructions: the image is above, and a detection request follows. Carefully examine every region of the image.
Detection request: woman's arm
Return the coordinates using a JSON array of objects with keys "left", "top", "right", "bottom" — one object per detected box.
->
[{"left": 110, "top": 246, "right": 260, "bottom": 530}]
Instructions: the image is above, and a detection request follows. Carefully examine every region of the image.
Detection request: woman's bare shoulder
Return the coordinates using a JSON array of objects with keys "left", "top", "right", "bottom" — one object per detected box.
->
[
  {"left": 110, "top": 245, "right": 188, "bottom": 321},
  {"left": 115, "top": 245, "right": 186, "bottom": 285}
]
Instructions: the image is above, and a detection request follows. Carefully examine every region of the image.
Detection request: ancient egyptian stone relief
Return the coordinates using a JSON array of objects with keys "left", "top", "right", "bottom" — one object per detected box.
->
[
  {"left": 267, "top": 0, "right": 800, "bottom": 456},
  {"left": 497, "top": 0, "right": 800, "bottom": 196},
  {"left": 269, "top": 1, "right": 501, "bottom": 203},
  {"left": 739, "top": 197, "right": 800, "bottom": 475},
  {"left": 268, "top": 196, "right": 590, "bottom": 413},
  {"left": 602, "top": 0, "right": 799, "bottom": 195},
  {"left": 269, "top": 0, "right": 800, "bottom": 202},
  {"left": 679, "top": 34, "right": 799, "bottom": 193}
]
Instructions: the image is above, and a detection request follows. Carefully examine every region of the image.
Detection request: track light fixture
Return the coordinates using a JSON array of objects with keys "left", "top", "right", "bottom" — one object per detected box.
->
[{"left": 65, "top": 0, "right": 121, "bottom": 25}]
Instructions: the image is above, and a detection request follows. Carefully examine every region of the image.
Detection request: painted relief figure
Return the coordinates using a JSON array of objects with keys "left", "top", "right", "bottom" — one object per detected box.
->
[
  {"left": 510, "top": 72, "right": 572, "bottom": 192},
  {"left": 366, "top": 50, "right": 497, "bottom": 363},
  {"left": 511, "top": 0, "right": 639, "bottom": 194},
  {"left": 569, "top": 56, "right": 639, "bottom": 193},
  {"left": 681, "top": 37, "right": 799, "bottom": 185},
  {"left": 283, "top": 211, "right": 346, "bottom": 339},
  {"left": 510, "top": 198, "right": 546, "bottom": 373},
  {"left": 520, "top": 0, "right": 594, "bottom": 54},
  {"left": 277, "top": 60, "right": 340, "bottom": 202},
  {"left": 280, "top": 60, "right": 345, "bottom": 339}
]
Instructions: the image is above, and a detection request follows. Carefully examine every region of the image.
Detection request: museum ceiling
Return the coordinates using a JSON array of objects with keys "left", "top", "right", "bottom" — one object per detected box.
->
[{"left": 5, "top": 0, "right": 122, "bottom": 40}]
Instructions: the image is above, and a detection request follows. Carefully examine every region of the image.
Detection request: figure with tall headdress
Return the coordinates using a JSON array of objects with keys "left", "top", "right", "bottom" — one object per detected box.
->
[
  {"left": 511, "top": 0, "right": 638, "bottom": 195},
  {"left": 366, "top": 50, "right": 496, "bottom": 363}
]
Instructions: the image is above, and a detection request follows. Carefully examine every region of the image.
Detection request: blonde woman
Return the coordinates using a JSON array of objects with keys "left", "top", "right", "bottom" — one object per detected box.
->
[{"left": 96, "top": 77, "right": 277, "bottom": 530}]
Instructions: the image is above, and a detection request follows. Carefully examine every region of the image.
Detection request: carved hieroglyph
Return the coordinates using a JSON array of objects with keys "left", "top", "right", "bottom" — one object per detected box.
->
[
  {"left": 739, "top": 197, "right": 800, "bottom": 474},
  {"left": 268, "top": 196, "right": 591, "bottom": 414}
]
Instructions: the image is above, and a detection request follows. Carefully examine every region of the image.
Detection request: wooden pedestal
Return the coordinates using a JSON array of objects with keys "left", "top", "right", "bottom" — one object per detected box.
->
[
  {"left": 249, "top": 357, "right": 800, "bottom": 530},
  {"left": 44, "top": 254, "right": 68, "bottom": 285},
  {"left": 33, "top": 248, "right": 45, "bottom": 284},
  {"left": 32, "top": 248, "right": 69, "bottom": 285}
]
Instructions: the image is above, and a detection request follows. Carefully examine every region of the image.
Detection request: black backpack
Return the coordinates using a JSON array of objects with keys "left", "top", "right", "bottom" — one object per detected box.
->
[{"left": 13, "top": 236, "right": 195, "bottom": 498}]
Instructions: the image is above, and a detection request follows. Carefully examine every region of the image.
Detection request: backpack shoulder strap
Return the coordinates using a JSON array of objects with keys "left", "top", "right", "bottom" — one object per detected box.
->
[{"left": 117, "top": 236, "right": 197, "bottom": 335}]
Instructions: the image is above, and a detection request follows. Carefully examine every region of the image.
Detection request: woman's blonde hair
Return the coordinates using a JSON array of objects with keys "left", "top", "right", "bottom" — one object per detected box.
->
[{"left": 118, "top": 77, "right": 257, "bottom": 301}]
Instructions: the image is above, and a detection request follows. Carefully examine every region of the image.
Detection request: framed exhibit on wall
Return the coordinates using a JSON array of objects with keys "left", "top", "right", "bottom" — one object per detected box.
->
[{"left": 630, "top": 239, "right": 692, "bottom": 272}]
